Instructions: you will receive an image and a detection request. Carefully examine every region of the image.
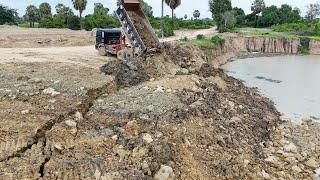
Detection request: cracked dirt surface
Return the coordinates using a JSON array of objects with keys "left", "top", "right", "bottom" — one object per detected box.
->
[{"left": 0, "top": 29, "right": 319, "bottom": 179}]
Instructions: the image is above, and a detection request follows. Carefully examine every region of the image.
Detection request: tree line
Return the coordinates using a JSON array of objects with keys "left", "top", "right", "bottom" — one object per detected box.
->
[
  {"left": 2, "top": 0, "right": 319, "bottom": 37},
  {"left": 23, "top": 1, "right": 119, "bottom": 30},
  {"left": 0, "top": 0, "right": 212, "bottom": 37},
  {"left": 210, "top": 0, "right": 320, "bottom": 33}
]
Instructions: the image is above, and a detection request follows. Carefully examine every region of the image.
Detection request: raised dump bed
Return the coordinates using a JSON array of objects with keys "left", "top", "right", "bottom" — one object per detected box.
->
[{"left": 116, "top": 0, "right": 160, "bottom": 56}]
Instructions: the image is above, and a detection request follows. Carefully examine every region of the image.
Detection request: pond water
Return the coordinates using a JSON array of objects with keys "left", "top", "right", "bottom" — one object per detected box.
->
[{"left": 222, "top": 55, "right": 320, "bottom": 122}]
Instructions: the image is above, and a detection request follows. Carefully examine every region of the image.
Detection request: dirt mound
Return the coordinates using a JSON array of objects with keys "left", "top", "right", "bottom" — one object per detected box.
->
[
  {"left": 1, "top": 42, "right": 317, "bottom": 179},
  {"left": 100, "top": 60, "right": 150, "bottom": 88}
]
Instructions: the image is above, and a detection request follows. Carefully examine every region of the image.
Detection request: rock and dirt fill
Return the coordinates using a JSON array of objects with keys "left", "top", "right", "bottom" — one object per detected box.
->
[
  {"left": 127, "top": 11, "right": 158, "bottom": 49},
  {"left": 0, "top": 42, "right": 319, "bottom": 179}
]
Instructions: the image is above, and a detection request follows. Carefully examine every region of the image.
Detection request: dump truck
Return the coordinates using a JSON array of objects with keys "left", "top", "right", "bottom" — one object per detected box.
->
[{"left": 96, "top": 0, "right": 160, "bottom": 59}]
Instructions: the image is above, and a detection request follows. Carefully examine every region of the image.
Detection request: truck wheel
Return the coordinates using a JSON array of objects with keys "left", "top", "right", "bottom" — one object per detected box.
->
[
  {"left": 117, "top": 49, "right": 134, "bottom": 60},
  {"left": 98, "top": 46, "right": 107, "bottom": 56}
]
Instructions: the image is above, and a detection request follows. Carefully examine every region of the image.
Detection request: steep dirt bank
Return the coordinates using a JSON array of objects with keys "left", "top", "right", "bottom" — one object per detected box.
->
[
  {"left": 198, "top": 36, "right": 301, "bottom": 67},
  {"left": 310, "top": 40, "right": 320, "bottom": 54}
]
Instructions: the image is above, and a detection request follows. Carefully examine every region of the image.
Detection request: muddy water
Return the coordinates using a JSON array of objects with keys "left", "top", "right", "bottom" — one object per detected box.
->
[{"left": 222, "top": 55, "right": 320, "bottom": 121}]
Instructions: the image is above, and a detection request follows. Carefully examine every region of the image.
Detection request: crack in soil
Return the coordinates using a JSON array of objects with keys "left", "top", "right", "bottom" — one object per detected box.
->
[
  {"left": 0, "top": 80, "right": 118, "bottom": 165},
  {"left": 37, "top": 81, "right": 118, "bottom": 177},
  {"left": 39, "top": 138, "right": 51, "bottom": 177}
]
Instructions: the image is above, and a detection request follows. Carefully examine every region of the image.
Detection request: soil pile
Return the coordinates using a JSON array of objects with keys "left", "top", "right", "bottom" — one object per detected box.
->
[{"left": 0, "top": 43, "right": 319, "bottom": 179}]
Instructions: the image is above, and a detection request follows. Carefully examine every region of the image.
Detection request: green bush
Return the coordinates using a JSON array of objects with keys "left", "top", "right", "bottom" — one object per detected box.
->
[
  {"left": 38, "top": 17, "right": 55, "bottom": 28},
  {"left": 272, "top": 23, "right": 309, "bottom": 33},
  {"left": 84, "top": 14, "right": 120, "bottom": 31},
  {"left": 149, "top": 16, "right": 214, "bottom": 37},
  {"left": 298, "top": 45, "right": 310, "bottom": 54},
  {"left": 196, "top": 34, "right": 205, "bottom": 40},
  {"left": 312, "top": 22, "right": 320, "bottom": 36},
  {"left": 67, "top": 15, "right": 80, "bottom": 30},
  {"left": 298, "top": 37, "right": 310, "bottom": 54},
  {"left": 0, "top": 5, "right": 18, "bottom": 25},
  {"left": 272, "top": 21, "right": 320, "bottom": 37},
  {"left": 210, "top": 35, "right": 225, "bottom": 46}
]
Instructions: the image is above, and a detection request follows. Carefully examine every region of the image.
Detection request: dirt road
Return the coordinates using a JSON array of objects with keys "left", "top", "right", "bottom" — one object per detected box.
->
[{"left": 0, "top": 25, "right": 217, "bottom": 48}]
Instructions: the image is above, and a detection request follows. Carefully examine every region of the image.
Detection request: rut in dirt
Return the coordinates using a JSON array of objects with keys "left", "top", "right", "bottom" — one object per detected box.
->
[
  {"left": 0, "top": 58, "right": 151, "bottom": 178},
  {"left": 0, "top": 81, "right": 118, "bottom": 163}
]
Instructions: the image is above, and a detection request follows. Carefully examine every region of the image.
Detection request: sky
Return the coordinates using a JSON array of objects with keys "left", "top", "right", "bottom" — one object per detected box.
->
[{"left": 1, "top": 0, "right": 318, "bottom": 18}]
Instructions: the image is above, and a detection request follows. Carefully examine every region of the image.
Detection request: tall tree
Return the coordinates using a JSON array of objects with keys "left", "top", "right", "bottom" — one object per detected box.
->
[
  {"left": 39, "top": 2, "right": 52, "bottom": 18},
  {"left": 26, "top": 5, "right": 38, "bottom": 27},
  {"left": 141, "top": 0, "right": 153, "bottom": 18},
  {"left": 161, "top": 0, "right": 164, "bottom": 38},
  {"left": 71, "top": 0, "right": 87, "bottom": 29},
  {"left": 306, "top": 2, "right": 320, "bottom": 21},
  {"left": 193, "top": 10, "right": 200, "bottom": 20},
  {"left": 55, "top": 3, "right": 74, "bottom": 24},
  {"left": 259, "top": 5, "right": 279, "bottom": 27},
  {"left": 278, "top": 4, "right": 301, "bottom": 24},
  {"left": 0, "top": 5, "right": 18, "bottom": 25},
  {"left": 233, "top": 7, "right": 246, "bottom": 27},
  {"left": 209, "top": 0, "right": 232, "bottom": 32},
  {"left": 251, "top": 0, "right": 265, "bottom": 27},
  {"left": 94, "top": 3, "right": 109, "bottom": 16},
  {"left": 165, "top": 0, "right": 181, "bottom": 29}
]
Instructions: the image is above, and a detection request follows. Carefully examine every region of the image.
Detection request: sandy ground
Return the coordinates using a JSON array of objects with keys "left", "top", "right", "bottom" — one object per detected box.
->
[
  {"left": 0, "top": 26, "right": 216, "bottom": 48},
  {"left": 0, "top": 26, "right": 94, "bottom": 48},
  {"left": 0, "top": 27, "right": 319, "bottom": 179},
  {"left": 0, "top": 46, "right": 108, "bottom": 69}
]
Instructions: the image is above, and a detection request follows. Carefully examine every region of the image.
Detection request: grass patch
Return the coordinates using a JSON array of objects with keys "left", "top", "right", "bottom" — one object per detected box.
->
[
  {"left": 180, "top": 34, "right": 225, "bottom": 49},
  {"left": 298, "top": 45, "right": 310, "bottom": 54},
  {"left": 240, "top": 28, "right": 299, "bottom": 40},
  {"left": 18, "top": 23, "right": 39, "bottom": 28},
  {"left": 240, "top": 27, "right": 320, "bottom": 41}
]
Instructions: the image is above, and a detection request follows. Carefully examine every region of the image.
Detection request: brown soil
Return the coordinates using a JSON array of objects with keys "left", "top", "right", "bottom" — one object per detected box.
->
[
  {"left": 0, "top": 26, "right": 94, "bottom": 48},
  {"left": 0, "top": 30, "right": 319, "bottom": 179},
  {"left": 127, "top": 11, "right": 158, "bottom": 49}
]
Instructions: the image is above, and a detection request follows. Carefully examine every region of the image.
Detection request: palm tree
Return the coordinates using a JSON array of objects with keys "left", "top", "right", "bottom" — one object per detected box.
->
[
  {"left": 71, "top": 0, "right": 87, "bottom": 29},
  {"left": 193, "top": 10, "right": 200, "bottom": 20},
  {"left": 39, "top": 2, "right": 52, "bottom": 18},
  {"left": 251, "top": 0, "right": 265, "bottom": 27},
  {"left": 165, "top": 0, "right": 181, "bottom": 30},
  {"left": 26, "top": 5, "right": 38, "bottom": 27},
  {"left": 161, "top": 0, "right": 164, "bottom": 38}
]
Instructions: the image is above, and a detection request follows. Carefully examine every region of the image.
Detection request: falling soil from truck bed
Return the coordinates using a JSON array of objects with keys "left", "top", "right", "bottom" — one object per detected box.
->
[{"left": 127, "top": 11, "right": 158, "bottom": 49}]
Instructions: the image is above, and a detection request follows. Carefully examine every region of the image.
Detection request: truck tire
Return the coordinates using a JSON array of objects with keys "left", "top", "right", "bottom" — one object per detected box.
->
[
  {"left": 98, "top": 46, "right": 108, "bottom": 56},
  {"left": 117, "top": 49, "right": 134, "bottom": 60}
]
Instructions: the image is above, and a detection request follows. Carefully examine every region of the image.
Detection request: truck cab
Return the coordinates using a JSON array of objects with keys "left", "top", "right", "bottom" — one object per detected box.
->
[{"left": 95, "top": 28, "right": 124, "bottom": 56}]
